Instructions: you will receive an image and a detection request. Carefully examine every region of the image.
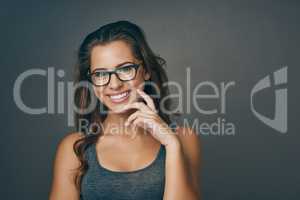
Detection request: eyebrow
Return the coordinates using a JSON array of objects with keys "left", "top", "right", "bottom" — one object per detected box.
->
[{"left": 92, "top": 61, "right": 135, "bottom": 71}]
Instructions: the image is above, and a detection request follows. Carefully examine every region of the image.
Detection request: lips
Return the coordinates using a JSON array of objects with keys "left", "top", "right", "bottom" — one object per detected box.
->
[{"left": 108, "top": 90, "right": 130, "bottom": 103}]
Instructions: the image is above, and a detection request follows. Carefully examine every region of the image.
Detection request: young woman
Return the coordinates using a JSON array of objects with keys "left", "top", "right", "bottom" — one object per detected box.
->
[{"left": 49, "top": 20, "right": 201, "bottom": 200}]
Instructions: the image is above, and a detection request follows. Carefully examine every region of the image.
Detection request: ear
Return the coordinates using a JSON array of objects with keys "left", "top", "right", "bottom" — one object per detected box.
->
[{"left": 143, "top": 69, "right": 151, "bottom": 81}]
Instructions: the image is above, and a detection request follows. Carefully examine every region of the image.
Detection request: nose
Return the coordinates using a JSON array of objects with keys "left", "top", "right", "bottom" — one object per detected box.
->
[{"left": 108, "top": 73, "right": 123, "bottom": 89}]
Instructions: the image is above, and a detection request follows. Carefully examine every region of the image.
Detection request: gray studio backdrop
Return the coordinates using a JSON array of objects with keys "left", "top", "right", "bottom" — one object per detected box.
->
[{"left": 1, "top": 1, "right": 299, "bottom": 200}]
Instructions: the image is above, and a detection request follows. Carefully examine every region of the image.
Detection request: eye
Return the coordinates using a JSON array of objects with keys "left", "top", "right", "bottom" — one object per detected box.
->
[
  {"left": 117, "top": 65, "right": 135, "bottom": 73},
  {"left": 94, "top": 71, "right": 109, "bottom": 77}
]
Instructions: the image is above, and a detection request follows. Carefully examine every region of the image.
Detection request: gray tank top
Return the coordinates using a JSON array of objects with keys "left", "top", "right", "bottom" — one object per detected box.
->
[{"left": 80, "top": 142, "right": 166, "bottom": 200}]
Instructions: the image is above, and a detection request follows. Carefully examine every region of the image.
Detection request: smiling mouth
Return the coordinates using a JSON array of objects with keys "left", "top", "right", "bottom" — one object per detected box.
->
[{"left": 108, "top": 90, "right": 131, "bottom": 103}]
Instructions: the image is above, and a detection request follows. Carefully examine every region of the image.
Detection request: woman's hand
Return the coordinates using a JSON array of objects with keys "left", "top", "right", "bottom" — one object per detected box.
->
[{"left": 117, "top": 89, "right": 179, "bottom": 147}]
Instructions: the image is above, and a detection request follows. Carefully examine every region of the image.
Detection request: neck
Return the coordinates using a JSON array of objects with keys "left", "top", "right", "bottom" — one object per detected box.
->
[{"left": 103, "top": 109, "right": 142, "bottom": 138}]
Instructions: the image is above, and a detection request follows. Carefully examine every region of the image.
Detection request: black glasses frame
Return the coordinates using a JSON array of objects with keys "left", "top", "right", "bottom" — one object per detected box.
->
[{"left": 87, "top": 63, "right": 142, "bottom": 86}]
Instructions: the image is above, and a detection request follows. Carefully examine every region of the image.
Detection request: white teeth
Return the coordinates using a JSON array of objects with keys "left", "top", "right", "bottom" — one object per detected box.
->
[{"left": 110, "top": 91, "right": 129, "bottom": 100}]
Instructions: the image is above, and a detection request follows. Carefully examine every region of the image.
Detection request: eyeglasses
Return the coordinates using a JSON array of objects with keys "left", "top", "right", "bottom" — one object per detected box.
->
[{"left": 87, "top": 62, "right": 142, "bottom": 86}]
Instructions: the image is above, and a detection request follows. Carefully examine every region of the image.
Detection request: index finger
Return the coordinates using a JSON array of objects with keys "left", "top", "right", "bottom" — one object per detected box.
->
[{"left": 136, "top": 89, "right": 156, "bottom": 112}]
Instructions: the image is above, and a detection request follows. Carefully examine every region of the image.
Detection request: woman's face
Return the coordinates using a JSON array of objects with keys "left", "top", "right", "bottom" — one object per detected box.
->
[{"left": 90, "top": 40, "right": 150, "bottom": 112}]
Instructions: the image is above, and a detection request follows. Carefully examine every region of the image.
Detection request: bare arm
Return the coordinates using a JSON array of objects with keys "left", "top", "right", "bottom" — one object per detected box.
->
[
  {"left": 48, "top": 132, "right": 84, "bottom": 200},
  {"left": 163, "top": 127, "right": 201, "bottom": 200}
]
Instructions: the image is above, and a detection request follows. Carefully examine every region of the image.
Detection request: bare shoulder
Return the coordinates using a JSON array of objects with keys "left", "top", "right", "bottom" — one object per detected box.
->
[
  {"left": 55, "top": 132, "right": 85, "bottom": 157},
  {"left": 175, "top": 126, "right": 201, "bottom": 157},
  {"left": 175, "top": 126, "right": 201, "bottom": 194},
  {"left": 49, "top": 132, "right": 85, "bottom": 200},
  {"left": 54, "top": 132, "right": 85, "bottom": 166},
  {"left": 57, "top": 132, "right": 85, "bottom": 150},
  {"left": 175, "top": 126, "right": 201, "bottom": 170}
]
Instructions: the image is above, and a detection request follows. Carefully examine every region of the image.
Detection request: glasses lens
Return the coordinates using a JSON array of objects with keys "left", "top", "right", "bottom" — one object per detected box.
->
[
  {"left": 116, "top": 64, "right": 137, "bottom": 80},
  {"left": 92, "top": 71, "right": 110, "bottom": 86}
]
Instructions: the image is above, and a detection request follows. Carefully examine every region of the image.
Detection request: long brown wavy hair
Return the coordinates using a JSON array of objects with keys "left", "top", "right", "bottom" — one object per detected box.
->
[{"left": 72, "top": 20, "right": 175, "bottom": 191}]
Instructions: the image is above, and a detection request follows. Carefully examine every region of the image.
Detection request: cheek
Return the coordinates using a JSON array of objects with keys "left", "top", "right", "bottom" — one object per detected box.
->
[
  {"left": 127, "top": 69, "right": 147, "bottom": 90},
  {"left": 127, "top": 78, "right": 145, "bottom": 91}
]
